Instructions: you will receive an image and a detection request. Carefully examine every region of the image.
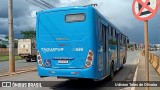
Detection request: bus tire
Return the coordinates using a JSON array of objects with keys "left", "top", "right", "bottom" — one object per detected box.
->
[
  {"left": 109, "top": 62, "right": 114, "bottom": 80},
  {"left": 121, "top": 57, "right": 126, "bottom": 69},
  {"left": 123, "top": 57, "right": 126, "bottom": 64}
]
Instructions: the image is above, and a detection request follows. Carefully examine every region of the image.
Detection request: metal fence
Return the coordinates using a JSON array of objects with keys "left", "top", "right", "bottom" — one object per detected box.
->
[{"left": 0, "top": 48, "right": 18, "bottom": 55}]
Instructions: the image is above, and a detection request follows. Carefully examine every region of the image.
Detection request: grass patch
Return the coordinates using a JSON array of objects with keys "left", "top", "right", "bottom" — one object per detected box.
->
[{"left": 0, "top": 55, "right": 22, "bottom": 62}]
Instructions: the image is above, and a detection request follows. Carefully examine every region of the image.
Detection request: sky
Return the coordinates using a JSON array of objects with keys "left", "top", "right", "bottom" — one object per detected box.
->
[{"left": 0, "top": 0, "right": 160, "bottom": 44}]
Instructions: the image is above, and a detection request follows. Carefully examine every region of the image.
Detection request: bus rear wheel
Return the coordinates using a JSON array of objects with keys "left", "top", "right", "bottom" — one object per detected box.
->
[
  {"left": 123, "top": 57, "right": 126, "bottom": 64},
  {"left": 121, "top": 57, "right": 126, "bottom": 69},
  {"left": 109, "top": 62, "right": 114, "bottom": 80}
]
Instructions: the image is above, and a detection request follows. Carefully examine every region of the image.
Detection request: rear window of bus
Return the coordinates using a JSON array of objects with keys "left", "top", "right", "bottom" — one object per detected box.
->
[{"left": 65, "top": 13, "right": 86, "bottom": 23}]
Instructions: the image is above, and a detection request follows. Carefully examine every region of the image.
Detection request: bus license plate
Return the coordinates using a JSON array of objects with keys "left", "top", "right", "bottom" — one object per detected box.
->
[{"left": 58, "top": 60, "right": 68, "bottom": 64}]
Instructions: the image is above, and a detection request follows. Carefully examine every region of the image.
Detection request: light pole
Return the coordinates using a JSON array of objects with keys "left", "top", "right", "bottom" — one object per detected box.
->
[{"left": 8, "top": 0, "right": 15, "bottom": 74}]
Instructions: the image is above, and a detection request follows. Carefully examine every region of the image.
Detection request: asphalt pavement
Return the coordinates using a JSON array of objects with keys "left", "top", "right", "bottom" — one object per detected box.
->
[
  {"left": 0, "top": 59, "right": 36, "bottom": 74},
  {"left": 0, "top": 50, "right": 140, "bottom": 90}
]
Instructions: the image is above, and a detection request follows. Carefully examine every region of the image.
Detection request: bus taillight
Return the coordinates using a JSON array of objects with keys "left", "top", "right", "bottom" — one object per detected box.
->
[
  {"left": 37, "top": 52, "right": 40, "bottom": 55},
  {"left": 37, "top": 51, "right": 43, "bottom": 67},
  {"left": 38, "top": 56, "right": 41, "bottom": 60},
  {"left": 85, "top": 50, "right": 94, "bottom": 68},
  {"left": 87, "top": 56, "right": 92, "bottom": 61},
  {"left": 89, "top": 51, "right": 93, "bottom": 56}
]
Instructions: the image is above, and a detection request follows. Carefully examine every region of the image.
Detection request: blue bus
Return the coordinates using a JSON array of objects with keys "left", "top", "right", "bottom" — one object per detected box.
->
[{"left": 36, "top": 5, "right": 129, "bottom": 81}]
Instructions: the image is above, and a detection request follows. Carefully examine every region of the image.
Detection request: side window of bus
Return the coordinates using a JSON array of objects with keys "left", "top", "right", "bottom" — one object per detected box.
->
[
  {"left": 127, "top": 38, "right": 129, "bottom": 44},
  {"left": 98, "top": 17, "right": 102, "bottom": 43},
  {"left": 121, "top": 34, "right": 122, "bottom": 41},
  {"left": 102, "top": 24, "right": 107, "bottom": 52},
  {"left": 109, "top": 26, "right": 111, "bottom": 36},
  {"left": 113, "top": 29, "right": 115, "bottom": 37},
  {"left": 120, "top": 34, "right": 122, "bottom": 46},
  {"left": 124, "top": 36, "right": 126, "bottom": 45},
  {"left": 115, "top": 30, "right": 117, "bottom": 44},
  {"left": 111, "top": 28, "right": 113, "bottom": 36},
  {"left": 115, "top": 30, "right": 117, "bottom": 38},
  {"left": 121, "top": 35, "right": 125, "bottom": 46}
]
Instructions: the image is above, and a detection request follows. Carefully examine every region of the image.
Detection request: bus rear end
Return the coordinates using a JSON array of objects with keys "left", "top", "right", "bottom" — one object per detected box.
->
[{"left": 36, "top": 6, "right": 97, "bottom": 79}]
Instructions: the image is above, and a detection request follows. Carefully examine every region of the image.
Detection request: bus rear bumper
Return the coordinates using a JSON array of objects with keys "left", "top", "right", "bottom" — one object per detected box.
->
[{"left": 37, "top": 66, "right": 95, "bottom": 79}]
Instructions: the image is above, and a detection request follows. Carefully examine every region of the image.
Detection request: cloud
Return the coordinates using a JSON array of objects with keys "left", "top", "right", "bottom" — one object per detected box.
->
[
  {"left": 0, "top": 0, "right": 35, "bottom": 39},
  {"left": 0, "top": 0, "right": 159, "bottom": 44},
  {"left": 0, "top": 2, "right": 8, "bottom": 18},
  {"left": 93, "top": 0, "right": 160, "bottom": 43},
  {"left": 0, "top": 0, "right": 31, "bottom": 18},
  {"left": 0, "top": 34, "right": 6, "bottom": 39}
]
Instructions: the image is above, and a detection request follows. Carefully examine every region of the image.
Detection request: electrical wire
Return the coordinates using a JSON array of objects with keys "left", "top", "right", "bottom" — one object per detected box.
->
[
  {"left": 25, "top": 0, "right": 46, "bottom": 9},
  {"left": 40, "top": 0, "right": 54, "bottom": 8},
  {"left": 34, "top": 0, "right": 52, "bottom": 8}
]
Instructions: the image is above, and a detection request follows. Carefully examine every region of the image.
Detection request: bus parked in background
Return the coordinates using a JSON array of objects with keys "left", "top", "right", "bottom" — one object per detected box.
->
[{"left": 36, "top": 5, "right": 129, "bottom": 81}]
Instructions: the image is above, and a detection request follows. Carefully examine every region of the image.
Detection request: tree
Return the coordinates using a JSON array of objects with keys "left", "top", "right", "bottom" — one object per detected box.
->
[
  {"left": 4, "top": 36, "right": 9, "bottom": 40},
  {"left": 0, "top": 44, "right": 7, "bottom": 48},
  {"left": 128, "top": 44, "right": 133, "bottom": 48},
  {"left": 20, "top": 30, "right": 36, "bottom": 39},
  {"left": 14, "top": 40, "right": 19, "bottom": 48}
]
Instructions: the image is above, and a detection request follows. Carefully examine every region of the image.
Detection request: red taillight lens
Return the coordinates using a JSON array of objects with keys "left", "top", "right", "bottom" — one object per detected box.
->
[
  {"left": 85, "top": 50, "right": 94, "bottom": 68},
  {"left": 38, "top": 56, "right": 41, "bottom": 60},
  {"left": 87, "top": 56, "right": 92, "bottom": 61}
]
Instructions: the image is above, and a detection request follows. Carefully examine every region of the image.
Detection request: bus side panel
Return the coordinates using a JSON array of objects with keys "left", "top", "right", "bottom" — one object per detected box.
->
[{"left": 94, "top": 13, "right": 104, "bottom": 80}]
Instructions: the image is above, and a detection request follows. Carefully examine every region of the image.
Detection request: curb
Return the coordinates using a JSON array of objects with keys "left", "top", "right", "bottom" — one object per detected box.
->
[{"left": 0, "top": 67, "right": 37, "bottom": 77}]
